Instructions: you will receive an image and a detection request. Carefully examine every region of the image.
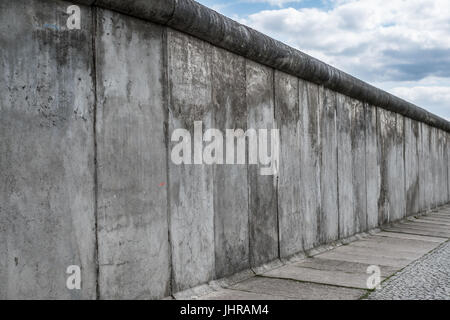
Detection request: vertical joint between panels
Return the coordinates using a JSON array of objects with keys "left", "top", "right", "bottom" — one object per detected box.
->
[
  {"left": 273, "top": 70, "right": 281, "bottom": 259},
  {"left": 91, "top": 5, "right": 100, "bottom": 301},
  {"left": 336, "top": 94, "right": 341, "bottom": 240},
  {"left": 162, "top": 27, "right": 174, "bottom": 297}
]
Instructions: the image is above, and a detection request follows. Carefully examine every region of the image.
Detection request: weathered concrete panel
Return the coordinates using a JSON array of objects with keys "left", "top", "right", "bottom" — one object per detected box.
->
[
  {"left": 429, "top": 127, "right": 439, "bottom": 208},
  {"left": 318, "top": 87, "right": 339, "bottom": 243},
  {"left": 299, "top": 80, "right": 321, "bottom": 250},
  {"left": 337, "top": 94, "right": 367, "bottom": 238},
  {"left": 246, "top": 60, "right": 279, "bottom": 267},
  {"left": 336, "top": 94, "right": 354, "bottom": 237},
  {"left": 404, "top": 117, "right": 420, "bottom": 215},
  {"left": 0, "top": 0, "right": 96, "bottom": 299},
  {"left": 377, "top": 107, "right": 393, "bottom": 224},
  {"left": 436, "top": 129, "right": 444, "bottom": 206},
  {"left": 419, "top": 123, "right": 431, "bottom": 212},
  {"left": 211, "top": 47, "right": 250, "bottom": 278},
  {"left": 420, "top": 123, "right": 437, "bottom": 211},
  {"left": 365, "top": 104, "right": 380, "bottom": 229},
  {"left": 377, "top": 109, "right": 406, "bottom": 223},
  {"left": 448, "top": 134, "right": 450, "bottom": 203},
  {"left": 435, "top": 129, "right": 442, "bottom": 206},
  {"left": 442, "top": 130, "right": 448, "bottom": 204},
  {"left": 352, "top": 100, "right": 367, "bottom": 233},
  {"left": 438, "top": 130, "right": 448, "bottom": 205},
  {"left": 95, "top": 10, "right": 170, "bottom": 299},
  {"left": 433, "top": 128, "right": 446, "bottom": 207},
  {"left": 275, "top": 71, "right": 302, "bottom": 258},
  {"left": 436, "top": 130, "right": 442, "bottom": 206},
  {"left": 395, "top": 114, "right": 406, "bottom": 220},
  {"left": 168, "top": 30, "right": 215, "bottom": 291}
]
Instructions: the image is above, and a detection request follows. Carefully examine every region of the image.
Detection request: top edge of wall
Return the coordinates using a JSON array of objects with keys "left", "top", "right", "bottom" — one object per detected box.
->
[{"left": 75, "top": 0, "right": 450, "bottom": 132}]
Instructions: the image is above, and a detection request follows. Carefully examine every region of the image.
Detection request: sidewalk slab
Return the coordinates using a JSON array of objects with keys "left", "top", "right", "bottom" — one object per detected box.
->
[
  {"left": 383, "top": 226, "right": 450, "bottom": 238},
  {"left": 230, "top": 277, "right": 365, "bottom": 300},
  {"left": 263, "top": 264, "right": 379, "bottom": 289},
  {"left": 315, "top": 250, "right": 413, "bottom": 268},
  {"left": 198, "top": 289, "right": 293, "bottom": 300},
  {"left": 428, "top": 213, "right": 450, "bottom": 219},
  {"left": 351, "top": 236, "right": 440, "bottom": 253},
  {"left": 416, "top": 215, "right": 450, "bottom": 221},
  {"left": 399, "top": 221, "right": 450, "bottom": 232},
  {"left": 374, "top": 231, "right": 446, "bottom": 243},
  {"left": 322, "top": 242, "right": 423, "bottom": 260},
  {"left": 294, "top": 257, "right": 398, "bottom": 277},
  {"left": 415, "top": 217, "right": 450, "bottom": 225},
  {"left": 391, "top": 222, "right": 450, "bottom": 234}
]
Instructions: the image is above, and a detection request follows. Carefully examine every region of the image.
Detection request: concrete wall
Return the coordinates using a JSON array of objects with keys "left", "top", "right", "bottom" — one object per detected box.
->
[
  {"left": 0, "top": 0, "right": 97, "bottom": 299},
  {"left": 1, "top": 0, "right": 449, "bottom": 299}
]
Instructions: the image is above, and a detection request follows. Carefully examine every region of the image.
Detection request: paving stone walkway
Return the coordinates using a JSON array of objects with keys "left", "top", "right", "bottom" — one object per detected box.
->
[{"left": 172, "top": 204, "right": 450, "bottom": 300}]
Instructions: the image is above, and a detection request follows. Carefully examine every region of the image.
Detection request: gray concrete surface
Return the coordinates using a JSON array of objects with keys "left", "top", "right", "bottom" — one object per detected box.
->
[
  {"left": 2, "top": 0, "right": 450, "bottom": 299},
  {"left": 246, "top": 60, "right": 279, "bottom": 267},
  {"left": 95, "top": 9, "right": 170, "bottom": 299},
  {"left": 319, "top": 87, "right": 339, "bottom": 243},
  {"left": 299, "top": 80, "right": 321, "bottom": 250},
  {"left": 378, "top": 108, "right": 406, "bottom": 224},
  {"left": 439, "top": 130, "right": 449, "bottom": 204},
  {"left": 276, "top": 70, "right": 303, "bottom": 258},
  {"left": 211, "top": 46, "right": 250, "bottom": 278},
  {"left": 0, "top": 0, "right": 97, "bottom": 299},
  {"left": 337, "top": 93, "right": 367, "bottom": 238},
  {"left": 405, "top": 118, "right": 420, "bottom": 215},
  {"left": 167, "top": 29, "right": 215, "bottom": 292},
  {"left": 365, "top": 103, "right": 381, "bottom": 229},
  {"left": 420, "top": 123, "right": 432, "bottom": 211}
]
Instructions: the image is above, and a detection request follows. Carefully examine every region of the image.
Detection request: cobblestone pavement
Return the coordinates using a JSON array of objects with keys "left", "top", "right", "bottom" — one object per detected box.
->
[{"left": 367, "top": 239, "right": 450, "bottom": 300}]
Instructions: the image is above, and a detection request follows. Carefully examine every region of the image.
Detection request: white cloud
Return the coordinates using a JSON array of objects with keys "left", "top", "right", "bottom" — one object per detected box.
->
[
  {"left": 208, "top": 0, "right": 304, "bottom": 12},
  {"left": 238, "top": 0, "right": 450, "bottom": 118},
  {"left": 385, "top": 81, "right": 450, "bottom": 121},
  {"left": 391, "top": 86, "right": 450, "bottom": 105},
  {"left": 247, "top": 0, "right": 303, "bottom": 8}
]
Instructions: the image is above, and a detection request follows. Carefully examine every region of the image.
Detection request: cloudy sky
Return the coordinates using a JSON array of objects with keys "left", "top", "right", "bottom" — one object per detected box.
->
[{"left": 197, "top": 0, "right": 450, "bottom": 120}]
